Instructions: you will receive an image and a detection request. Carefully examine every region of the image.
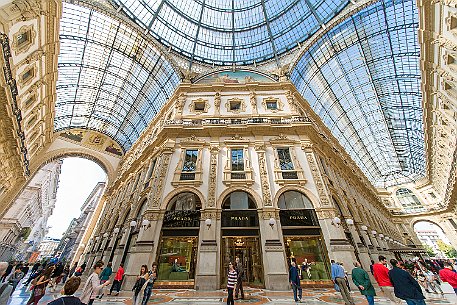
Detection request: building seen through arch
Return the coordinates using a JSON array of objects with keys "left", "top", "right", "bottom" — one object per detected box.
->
[{"left": 0, "top": 0, "right": 457, "bottom": 293}]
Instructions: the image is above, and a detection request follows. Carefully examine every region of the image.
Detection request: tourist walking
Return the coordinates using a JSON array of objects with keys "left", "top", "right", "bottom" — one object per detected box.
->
[
  {"left": 69, "top": 262, "right": 78, "bottom": 277},
  {"left": 26, "top": 265, "right": 54, "bottom": 305},
  {"left": 98, "top": 262, "right": 113, "bottom": 298},
  {"left": 234, "top": 257, "right": 244, "bottom": 300},
  {"left": 331, "top": 260, "right": 354, "bottom": 305},
  {"left": 48, "top": 276, "right": 82, "bottom": 305},
  {"left": 0, "top": 262, "right": 13, "bottom": 304},
  {"left": 1, "top": 262, "right": 13, "bottom": 282},
  {"left": 132, "top": 265, "right": 148, "bottom": 305},
  {"left": 80, "top": 261, "right": 110, "bottom": 305},
  {"left": 108, "top": 263, "right": 124, "bottom": 296},
  {"left": 373, "top": 255, "right": 400, "bottom": 304},
  {"left": 388, "top": 259, "right": 427, "bottom": 305},
  {"left": 8, "top": 266, "right": 24, "bottom": 293},
  {"left": 142, "top": 263, "right": 158, "bottom": 305},
  {"left": 351, "top": 261, "right": 376, "bottom": 305},
  {"left": 226, "top": 262, "right": 237, "bottom": 305},
  {"left": 439, "top": 262, "right": 457, "bottom": 295},
  {"left": 289, "top": 261, "right": 302, "bottom": 302}
]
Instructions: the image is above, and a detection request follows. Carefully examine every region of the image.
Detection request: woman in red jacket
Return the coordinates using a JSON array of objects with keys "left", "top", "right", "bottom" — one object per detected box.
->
[{"left": 439, "top": 262, "right": 457, "bottom": 295}]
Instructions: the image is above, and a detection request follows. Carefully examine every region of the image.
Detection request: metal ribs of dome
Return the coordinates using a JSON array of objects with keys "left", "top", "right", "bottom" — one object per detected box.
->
[
  {"left": 291, "top": 0, "right": 425, "bottom": 189},
  {"left": 55, "top": 2, "right": 181, "bottom": 151},
  {"left": 111, "top": 0, "right": 350, "bottom": 66}
]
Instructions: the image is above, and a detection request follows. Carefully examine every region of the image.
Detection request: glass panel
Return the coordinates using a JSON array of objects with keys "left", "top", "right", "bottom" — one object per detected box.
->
[
  {"left": 291, "top": 0, "right": 424, "bottom": 188},
  {"left": 157, "top": 237, "right": 198, "bottom": 281},
  {"left": 277, "top": 148, "right": 294, "bottom": 170},
  {"left": 284, "top": 236, "right": 330, "bottom": 281},
  {"left": 168, "top": 192, "right": 200, "bottom": 211},
  {"left": 396, "top": 188, "right": 425, "bottom": 213},
  {"left": 266, "top": 101, "right": 277, "bottom": 110},
  {"left": 231, "top": 149, "right": 244, "bottom": 171},
  {"left": 17, "top": 31, "right": 29, "bottom": 45},
  {"left": 112, "top": 0, "right": 350, "bottom": 65},
  {"left": 278, "top": 191, "right": 314, "bottom": 209},
  {"left": 221, "top": 236, "right": 264, "bottom": 287},
  {"left": 230, "top": 191, "right": 249, "bottom": 210},
  {"left": 182, "top": 149, "right": 198, "bottom": 172}
]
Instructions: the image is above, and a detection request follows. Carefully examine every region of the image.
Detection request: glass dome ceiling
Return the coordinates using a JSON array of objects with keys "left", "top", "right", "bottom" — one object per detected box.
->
[
  {"left": 111, "top": 0, "right": 350, "bottom": 65},
  {"left": 291, "top": 0, "right": 425, "bottom": 188},
  {"left": 55, "top": 2, "right": 180, "bottom": 151}
]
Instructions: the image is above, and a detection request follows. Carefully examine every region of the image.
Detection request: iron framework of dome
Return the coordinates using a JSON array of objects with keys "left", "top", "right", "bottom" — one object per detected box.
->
[
  {"left": 55, "top": 2, "right": 181, "bottom": 151},
  {"left": 111, "top": 0, "right": 350, "bottom": 66},
  {"left": 291, "top": 0, "right": 424, "bottom": 188}
]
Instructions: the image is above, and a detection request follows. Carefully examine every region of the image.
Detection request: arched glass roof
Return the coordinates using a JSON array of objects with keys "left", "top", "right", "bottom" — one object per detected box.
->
[
  {"left": 111, "top": 0, "right": 349, "bottom": 65},
  {"left": 291, "top": 0, "right": 425, "bottom": 188},
  {"left": 55, "top": 2, "right": 180, "bottom": 151}
]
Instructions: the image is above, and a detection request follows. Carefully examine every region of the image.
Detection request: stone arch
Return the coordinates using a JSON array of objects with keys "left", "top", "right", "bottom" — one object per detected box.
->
[
  {"left": 132, "top": 198, "right": 149, "bottom": 219},
  {"left": 30, "top": 147, "right": 117, "bottom": 184},
  {"left": 411, "top": 218, "right": 444, "bottom": 231},
  {"left": 217, "top": 186, "right": 262, "bottom": 210},
  {"left": 272, "top": 185, "right": 320, "bottom": 210},
  {"left": 161, "top": 186, "right": 206, "bottom": 210}
]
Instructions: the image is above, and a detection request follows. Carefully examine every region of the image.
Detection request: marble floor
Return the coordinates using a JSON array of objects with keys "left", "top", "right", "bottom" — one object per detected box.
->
[{"left": 7, "top": 280, "right": 457, "bottom": 305}]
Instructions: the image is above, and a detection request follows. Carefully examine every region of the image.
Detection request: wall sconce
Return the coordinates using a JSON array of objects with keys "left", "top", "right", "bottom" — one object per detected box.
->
[
  {"left": 113, "top": 227, "right": 120, "bottom": 234},
  {"left": 205, "top": 218, "right": 212, "bottom": 229},
  {"left": 79, "top": 243, "right": 85, "bottom": 248},
  {"left": 64, "top": 238, "right": 70, "bottom": 242},
  {"left": 95, "top": 236, "right": 100, "bottom": 241},
  {"left": 141, "top": 219, "right": 151, "bottom": 230},
  {"left": 130, "top": 220, "right": 137, "bottom": 229},
  {"left": 103, "top": 233, "right": 109, "bottom": 238},
  {"left": 269, "top": 217, "right": 276, "bottom": 228},
  {"left": 371, "top": 230, "right": 377, "bottom": 236},
  {"left": 332, "top": 217, "right": 341, "bottom": 227},
  {"left": 360, "top": 225, "right": 368, "bottom": 231},
  {"left": 379, "top": 233, "right": 384, "bottom": 239},
  {"left": 345, "top": 218, "right": 354, "bottom": 225}
]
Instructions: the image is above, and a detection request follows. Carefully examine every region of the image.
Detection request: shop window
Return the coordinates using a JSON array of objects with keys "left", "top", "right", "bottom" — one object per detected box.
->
[
  {"left": 157, "top": 237, "right": 198, "bottom": 282},
  {"left": 284, "top": 237, "right": 330, "bottom": 281}
]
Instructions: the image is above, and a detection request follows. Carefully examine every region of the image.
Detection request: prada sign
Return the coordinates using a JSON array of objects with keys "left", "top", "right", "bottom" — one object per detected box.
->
[
  {"left": 279, "top": 209, "right": 319, "bottom": 227},
  {"left": 163, "top": 210, "right": 201, "bottom": 228},
  {"left": 221, "top": 210, "right": 259, "bottom": 227}
]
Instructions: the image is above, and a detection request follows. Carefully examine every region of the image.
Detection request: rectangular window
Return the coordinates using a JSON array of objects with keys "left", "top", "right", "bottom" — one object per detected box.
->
[
  {"left": 17, "top": 30, "right": 30, "bottom": 46},
  {"left": 231, "top": 149, "right": 244, "bottom": 171},
  {"left": 429, "top": 192, "right": 436, "bottom": 199},
  {"left": 230, "top": 100, "right": 241, "bottom": 110},
  {"left": 277, "top": 148, "right": 294, "bottom": 170},
  {"left": 182, "top": 149, "right": 198, "bottom": 172},
  {"left": 266, "top": 101, "right": 278, "bottom": 110},
  {"left": 449, "top": 219, "right": 457, "bottom": 230},
  {"left": 194, "top": 102, "right": 205, "bottom": 111},
  {"left": 22, "top": 68, "right": 34, "bottom": 82}
]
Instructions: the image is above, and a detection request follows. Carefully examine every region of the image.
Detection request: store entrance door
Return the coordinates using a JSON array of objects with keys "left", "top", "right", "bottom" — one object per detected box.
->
[{"left": 221, "top": 236, "right": 264, "bottom": 288}]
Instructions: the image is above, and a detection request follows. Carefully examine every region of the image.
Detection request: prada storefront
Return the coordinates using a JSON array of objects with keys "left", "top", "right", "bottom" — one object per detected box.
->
[
  {"left": 279, "top": 191, "right": 331, "bottom": 282},
  {"left": 156, "top": 193, "right": 200, "bottom": 285},
  {"left": 220, "top": 191, "right": 264, "bottom": 288}
]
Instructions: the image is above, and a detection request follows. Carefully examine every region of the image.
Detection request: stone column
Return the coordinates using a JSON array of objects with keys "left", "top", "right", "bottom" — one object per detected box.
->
[
  {"left": 195, "top": 209, "right": 220, "bottom": 290},
  {"left": 359, "top": 226, "right": 378, "bottom": 261},
  {"left": 258, "top": 209, "right": 289, "bottom": 290},
  {"left": 318, "top": 212, "right": 357, "bottom": 268},
  {"left": 122, "top": 210, "right": 163, "bottom": 289},
  {"left": 348, "top": 224, "right": 371, "bottom": 270}
]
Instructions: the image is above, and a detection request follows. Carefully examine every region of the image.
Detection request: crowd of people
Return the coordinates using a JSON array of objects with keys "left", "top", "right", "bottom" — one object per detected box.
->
[
  {"left": 291, "top": 255, "right": 457, "bottom": 305},
  {"left": 0, "top": 255, "right": 456, "bottom": 305}
]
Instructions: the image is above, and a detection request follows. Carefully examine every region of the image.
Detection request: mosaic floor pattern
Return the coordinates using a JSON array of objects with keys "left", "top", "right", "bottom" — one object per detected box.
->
[{"left": 7, "top": 280, "right": 457, "bottom": 305}]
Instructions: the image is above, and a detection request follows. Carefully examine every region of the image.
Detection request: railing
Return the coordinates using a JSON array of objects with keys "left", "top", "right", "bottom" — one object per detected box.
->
[
  {"left": 180, "top": 172, "right": 196, "bottom": 180},
  {"left": 231, "top": 172, "right": 246, "bottom": 179},
  {"left": 281, "top": 171, "right": 298, "bottom": 179},
  {"left": 164, "top": 116, "right": 310, "bottom": 127}
]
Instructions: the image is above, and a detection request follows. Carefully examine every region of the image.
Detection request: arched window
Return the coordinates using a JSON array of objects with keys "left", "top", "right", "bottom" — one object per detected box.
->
[
  {"left": 278, "top": 191, "right": 313, "bottom": 209},
  {"left": 396, "top": 188, "right": 424, "bottom": 213},
  {"left": 167, "top": 192, "right": 201, "bottom": 211},
  {"left": 332, "top": 197, "right": 344, "bottom": 216},
  {"left": 222, "top": 191, "right": 256, "bottom": 210}
]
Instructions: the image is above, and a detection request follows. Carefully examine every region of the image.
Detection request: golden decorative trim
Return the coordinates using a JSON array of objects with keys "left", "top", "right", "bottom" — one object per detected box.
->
[
  {"left": 12, "top": 25, "right": 36, "bottom": 56},
  {"left": 189, "top": 98, "right": 210, "bottom": 114},
  {"left": 225, "top": 97, "right": 246, "bottom": 113}
]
